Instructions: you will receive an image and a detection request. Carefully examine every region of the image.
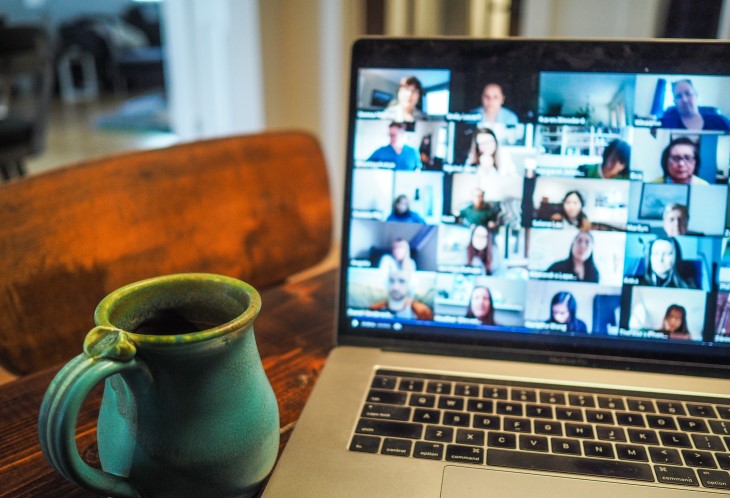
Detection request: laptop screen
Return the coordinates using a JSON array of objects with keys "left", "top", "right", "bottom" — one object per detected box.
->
[{"left": 339, "top": 38, "right": 730, "bottom": 369}]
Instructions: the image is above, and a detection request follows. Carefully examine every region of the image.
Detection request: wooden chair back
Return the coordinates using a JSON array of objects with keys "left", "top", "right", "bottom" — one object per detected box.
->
[{"left": 0, "top": 131, "right": 332, "bottom": 375}]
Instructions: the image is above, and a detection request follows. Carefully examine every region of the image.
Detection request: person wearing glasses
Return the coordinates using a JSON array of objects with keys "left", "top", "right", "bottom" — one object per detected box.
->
[{"left": 651, "top": 137, "right": 708, "bottom": 185}]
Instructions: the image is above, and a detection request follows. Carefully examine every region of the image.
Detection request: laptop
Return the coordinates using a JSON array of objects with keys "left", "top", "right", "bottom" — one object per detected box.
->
[{"left": 264, "top": 38, "right": 730, "bottom": 497}]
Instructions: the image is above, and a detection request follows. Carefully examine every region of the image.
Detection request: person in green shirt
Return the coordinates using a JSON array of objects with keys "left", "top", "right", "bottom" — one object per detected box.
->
[
  {"left": 579, "top": 139, "right": 631, "bottom": 180},
  {"left": 457, "top": 188, "right": 499, "bottom": 228}
]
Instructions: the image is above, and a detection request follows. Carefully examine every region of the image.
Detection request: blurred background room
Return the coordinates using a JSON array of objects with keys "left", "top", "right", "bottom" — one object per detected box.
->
[{"left": 0, "top": 0, "right": 728, "bottom": 237}]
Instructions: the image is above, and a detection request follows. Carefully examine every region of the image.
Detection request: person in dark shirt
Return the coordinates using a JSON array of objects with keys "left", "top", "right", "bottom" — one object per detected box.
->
[
  {"left": 547, "top": 231, "right": 600, "bottom": 283},
  {"left": 386, "top": 194, "right": 425, "bottom": 224},
  {"left": 548, "top": 291, "right": 587, "bottom": 333},
  {"left": 457, "top": 188, "right": 499, "bottom": 228},
  {"left": 638, "top": 237, "right": 696, "bottom": 289},
  {"left": 661, "top": 79, "right": 730, "bottom": 131}
]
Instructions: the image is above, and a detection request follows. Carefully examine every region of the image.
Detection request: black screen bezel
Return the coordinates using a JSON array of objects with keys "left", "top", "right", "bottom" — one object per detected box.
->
[{"left": 338, "top": 37, "right": 730, "bottom": 376}]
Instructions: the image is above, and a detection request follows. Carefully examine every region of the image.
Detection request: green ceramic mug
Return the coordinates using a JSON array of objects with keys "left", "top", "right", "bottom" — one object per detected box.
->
[{"left": 38, "top": 273, "right": 280, "bottom": 498}]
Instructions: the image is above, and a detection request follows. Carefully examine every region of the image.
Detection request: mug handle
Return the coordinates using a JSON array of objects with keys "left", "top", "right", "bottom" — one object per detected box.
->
[{"left": 38, "top": 326, "right": 148, "bottom": 498}]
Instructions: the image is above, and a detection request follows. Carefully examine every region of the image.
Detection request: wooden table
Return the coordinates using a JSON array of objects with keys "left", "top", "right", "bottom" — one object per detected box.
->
[{"left": 0, "top": 268, "right": 337, "bottom": 498}]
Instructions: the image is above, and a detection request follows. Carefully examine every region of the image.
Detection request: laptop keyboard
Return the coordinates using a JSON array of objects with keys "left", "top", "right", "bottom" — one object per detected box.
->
[{"left": 348, "top": 369, "right": 730, "bottom": 491}]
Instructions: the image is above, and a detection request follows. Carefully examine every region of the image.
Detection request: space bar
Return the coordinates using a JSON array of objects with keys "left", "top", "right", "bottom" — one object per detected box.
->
[{"left": 487, "top": 449, "right": 655, "bottom": 482}]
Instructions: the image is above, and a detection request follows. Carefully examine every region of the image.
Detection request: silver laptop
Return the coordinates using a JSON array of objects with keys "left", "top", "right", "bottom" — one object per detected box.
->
[{"left": 264, "top": 38, "right": 730, "bottom": 497}]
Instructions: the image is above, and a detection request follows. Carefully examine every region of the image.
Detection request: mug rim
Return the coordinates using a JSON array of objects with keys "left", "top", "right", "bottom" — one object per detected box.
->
[{"left": 94, "top": 273, "right": 261, "bottom": 345}]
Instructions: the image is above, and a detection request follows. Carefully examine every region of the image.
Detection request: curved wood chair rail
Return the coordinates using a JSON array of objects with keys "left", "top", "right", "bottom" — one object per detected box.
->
[{"left": 0, "top": 131, "right": 332, "bottom": 375}]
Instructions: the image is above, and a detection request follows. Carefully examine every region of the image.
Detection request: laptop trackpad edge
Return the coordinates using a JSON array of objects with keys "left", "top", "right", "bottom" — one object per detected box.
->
[{"left": 440, "top": 465, "right": 705, "bottom": 497}]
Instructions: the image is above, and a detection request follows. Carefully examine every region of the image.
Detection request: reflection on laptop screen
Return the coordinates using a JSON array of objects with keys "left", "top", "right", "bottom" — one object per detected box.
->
[{"left": 341, "top": 39, "right": 730, "bottom": 367}]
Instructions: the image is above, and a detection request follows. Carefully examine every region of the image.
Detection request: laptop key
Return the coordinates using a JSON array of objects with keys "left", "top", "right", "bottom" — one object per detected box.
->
[
  {"left": 534, "top": 420, "right": 563, "bottom": 436},
  {"left": 659, "top": 431, "right": 692, "bottom": 448},
  {"left": 627, "top": 399, "right": 655, "bottom": 413},
  {"left": 718, "top": 406, "right": 730, "bottom": 420},
  {"left": 371, "top": 376, "right": 397, "bottom": 390},
  {"left": 678, "top": 417, "right": 708, "bottom": 433},
  {"left": 551, "top": 438, "right": 581, "bottom": 455},
  {"left": 709, "top": 420, "right": 730, "bottom": 435},
  {"left": 456, "top": 428, "right": 485, "bottom": 446},
  {"left": 438, "top": 396, "right": 464, "bottom": 411},
  {"left": 361, "top": 403, "right": 411, "bottom": 421},
  {"left": 408, "top": 393, "right": 435, "bottom": 408},
  {"left": 367, "top": 389, "right": 407, "bottom": 405},
  {"left": 381, "top": 438, "right": 412, "bottom": 457},
  {"left": 443, "top": 411, "right": 470, "bottom": 427},
  {"left": 413, "top": 441, "right": 444, "bottom": 460},
  {"left": 616, "top": 444, "right": 648, "bottom": 462},
  {"left": 483, "top": 386, "right": 508, "bottom": 400},
  {"left": 568, "top": 393, "right": 596, "bottom": 408},
  {"left": 628, "top": 428, "right": 659, "bottom": 445},
  {"left": 556, "top": 407, "right": 583, "bottom": 421},
  {"left": 691, "top": 434, "right": 725, "bottom": 451},
  {"left": 355, "top": 418, "right": 423, "bottom": 439},
  {"left": 413, "top": 408, "right": 440, "bottom": 424},
  {"left": 466, "top": 399, "right": 493, "bottom": 413},
  {"left": 349, "top": 435, "right": 381, "bottom": 453},
  {"left": 687, "top": 404, "right": 717, "bottom": 418},
  {"left": 454, "top": 383, "right": 479, "bottom": 397},
  {"left": 519, "top": 435, "right": 549, "bottom": 452},
  {"left": 649, "top": 446, "right": 682, "bottom": 465},
  {"left": 656, "top": 401, "right": 686, "bottom": 416},
  {"left": 615, "top": 412, "right": 645, "bottom": 427},
  {"left": 446, "top": 444, "right": 484, "bottom": 464},
  {"left": 647, "top": 414, "right": 677, "bottom": 430},
  {"left": 496, "top": 402, "right": 523, "bottom": 416},
  {"left": 503, "top": 417, "right": 531, "bottom": 433},
  {"left": 426, "top": 381, "right": 452, "bottom": 395},
  {"left": 565, "top": 423, "right": 594, "bottom": 439},
  {"left": 487, "top": 449, "right": 654, "bottom": 482},
  {"left": 597, "top": 396, "right": 626, "bottom": 411},
  {"left": 586, "top": 410, "right": 614, "bottom": 425},
  {"left": 525, "top": 404, "right": 553, "bottom": 419},
  {"left": 512, "top": 388, "right": 537, "bottom": 402},
  {"left": 424, "top": 425, "right": 453, "bottom": 443},
  {"left": 540, "top": 391, "right": 566, "bottom": 405},
  {"left": 398, "top": 379, "right": 424, "bottom": 393},
  {"left": 487, "top": 432, "right": 516, "bottom": 449},
  {"left": 654, "top": 465, "right": 699, "bottom": 486},
  {"left": 682, "top": 450, "right": 717, "bottom": 468},
  {"left": 583, "top": 441, "right": 615, "bottom": 459},
  {"left": 473, "top": 415, "right": 500, "bottom": 430},
  {"left": 716, "top": 453, "right": 730, "bottom": 470},
  {"left": 596, "top": 426, "right": 626, "bottom": 442},
  {"left": 697, "top": 469, "right": 730, "bottom": 490}
]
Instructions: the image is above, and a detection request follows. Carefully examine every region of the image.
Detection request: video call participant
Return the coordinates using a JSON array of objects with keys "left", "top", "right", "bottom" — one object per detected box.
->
[
  {"left": 638, "top": 237, "right": 696, "bottom": 289},
  {"left": 550, "top": 191, "right": 591, "bottom": 230},
  {"left": 548, "top": 291, "right": 587, "bottom": 333},
  {"left": 661, "top": 203, "right": 692, "bottom": 237},
  {"left": 457, "top": 188, "right": 500, "bottom": 228},
  {"left": 367, "top": 121, "right": 423, "bottom": 171},
  {"left": 466, "top": 286, "right": 496, "bottom": 325},
  {"left": 652, "top": 137, "right": 708, "bottom": 185},
  {"left": 546, "top": 231, "right": 600, "bottom": 283},
  {"left": 466, "top": 225, "right": 495, "bottom": 275},
  {"left": 382, "top": 76, "right": 424, "bottom": 123},
  {"left": 386, "top": 194, "right": 426, "bottom": 224},
  {"left": 656, "top": 304, "right": 691, "bottom": 340},
  {"left": 369, "top": 269, "right": 433, "bottom": 320},
  {"left": 661, "top": 79, "right": 730, "bottom": 131},
  {"left": 472, "top": 83, "right": 518, "bottom": 126},
  {"left": 578, "top": 139, "right": 631, "bottom": 180},
  {"left": 466, "top": 127, "right": 516, "bottom": 176},
  {"left": 379, "top": 238, "right": 417, "bottom": 273}
]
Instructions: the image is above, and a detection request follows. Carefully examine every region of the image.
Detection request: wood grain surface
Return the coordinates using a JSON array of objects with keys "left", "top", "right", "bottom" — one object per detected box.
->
[
  {"left": 0, "top": 268, "right": 338, "bottom": 498},
  {"left": 0, "top": 131, "right": 332, "bottom": 375}
]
